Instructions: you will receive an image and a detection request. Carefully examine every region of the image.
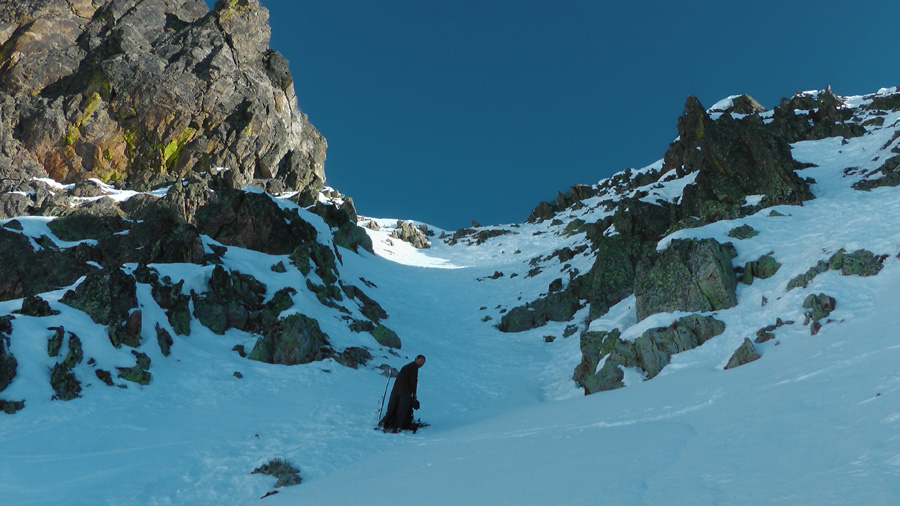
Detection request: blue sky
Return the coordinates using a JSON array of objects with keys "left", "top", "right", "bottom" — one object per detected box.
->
[{"left": 252, "top": 0, "right": 899, "bottom": 230}]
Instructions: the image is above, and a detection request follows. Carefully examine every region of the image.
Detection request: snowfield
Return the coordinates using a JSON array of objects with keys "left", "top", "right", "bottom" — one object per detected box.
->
[{"left": 3, "top": 92, "right": 900, "bottom": 505}]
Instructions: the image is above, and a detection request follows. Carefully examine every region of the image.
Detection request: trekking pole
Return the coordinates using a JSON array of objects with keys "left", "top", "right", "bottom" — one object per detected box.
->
[{"left": 377, "top": 372, "right": 392, "bottom": 421}]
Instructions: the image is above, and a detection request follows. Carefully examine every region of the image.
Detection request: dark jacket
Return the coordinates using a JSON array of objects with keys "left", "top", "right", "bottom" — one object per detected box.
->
[{"left": 393, "top": 361, "right": 419, "bottom": 395}]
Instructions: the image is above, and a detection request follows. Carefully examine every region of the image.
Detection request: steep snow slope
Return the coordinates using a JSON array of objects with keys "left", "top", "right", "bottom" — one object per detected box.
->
[{"left": 2, "top": 90, "right": 900, "bottom": 505}]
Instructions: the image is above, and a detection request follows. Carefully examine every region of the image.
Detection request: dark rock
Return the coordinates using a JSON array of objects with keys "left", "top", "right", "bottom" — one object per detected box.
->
[
  {"left": 727, "top": 224, "right": 759, "bottom": 239},
  {"left": 95, "top": 369, "right": 115, "bottom": 387},
  {"left": 724, "top": 338, "right": 761, "bottom": 369},
  {"left": 47, "top": 326, "right": 65, "bottom": 357},
  {"left": 0, "top": 399, "right": 25, "bottom": 414},
  {"left": 156, "top": 323, "right": 173, "bottom": 357},
  {"left": 15, "top": 295, "right": 59, "bottom": 317},
  {"left": 497, "top": 288, "right": 583, "bottom": 333},
  {"left": 251, "top": 458, "right": 302, "bottom": 488},
  {"left": 742, "top": 255, "right": 781, "bottom": 284},
  {"left": 117, "top": 351, "right": 151, "bottom": 385},
  {"left": 335, "top": 347, "right": 372, "bottom": 369},
  {"left": 194, "top": 189, "right": 317, "bottom": 255},
  {"left": 829, "top": 249, "right": 886, "bottom": 277},
  {"left": 0, "top": 316, "right": 17, "bottom": 392},
  {"left": 60, "top": 267, "right": 137, "bottom": 325},
  {"left": 349, "top": 319, "right": 375, "bottom": 333},
  {"left": 803, "top": 293, "right": 836, "bottom": 332},
  {"left": 248, "top": 313, "right": 330, "bottom": 365},
  {"left": 769, "top": 90, "right": 866, "bottom": 143},
  {"left": 107, "top": 310, "right": 142, "bottom": 348},
  {"left": 664, "top": 96, "right": 814, "bottom": 226},
  {"left": 192, "top": 265, "right": 267, "bottom": 334},
  {"left": 634, "top": 238, "right": 738, "bottom": 321},
  {"left": 0, "top": 227, "right": 94, "bottom": 301},
  {"left": 50, "top": 333, "right": 83, "bottom": 400}
]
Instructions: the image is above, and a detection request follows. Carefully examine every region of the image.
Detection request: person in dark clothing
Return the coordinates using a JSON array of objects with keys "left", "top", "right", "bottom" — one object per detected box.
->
[{"left": 379, "top": 355, "right": 426, "bottom": 433}]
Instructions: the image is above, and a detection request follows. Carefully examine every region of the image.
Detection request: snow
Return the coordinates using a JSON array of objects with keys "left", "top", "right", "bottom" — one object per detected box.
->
[{"left": 4, "top": 93, "right": 900, "bottom": 504}]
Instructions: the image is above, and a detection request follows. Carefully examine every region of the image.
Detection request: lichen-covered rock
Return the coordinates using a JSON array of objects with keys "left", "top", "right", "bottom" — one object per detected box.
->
[
  {"left": 742, "top": 255, "right": 781, "bottom": 284},
  {"left": 371, "top": 324, "right": 401, "bottom": 349},
  {"left": 50, "top": 333, "right": 83, "bottom": 400},
  {"left": 248, "top": 313, "right": 330, "bottom": 365},
  {"left": 0, "top": 0, "right": 326, "bottom": 194},
  {"left": 803, "top": 293, "right": 836, "bottom": 334},
  {"left": 634, "top": 238, "right": 737, "bottom": 321},
  {"left": 15, "top": 295, "right": 59, "bottom": 317},
  {"left": 664, "top": 96, "right": 814, "bottom": 226},
  {"left": 497, "top": 289, "right": 583, "bottom": 333},
  {"left": 117, "top": 350, "right": 151, "bottom": 385},
  {"left": 391, "top": 220, "right": 430, "bottom": 249},
  {"left": 60, "top": 267, "right": 137, "bottom": 325},
  {"left": 335, "top": 347, "right": 372, "bottom": 369},
  {"left": 576, "top": 314, "right": 726, "bottom": 395},
  {"left": 725, "top": 338, "right": 761, "bottom": 370}
]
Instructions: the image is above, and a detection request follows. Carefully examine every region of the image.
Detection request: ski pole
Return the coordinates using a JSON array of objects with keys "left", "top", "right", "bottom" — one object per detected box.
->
[{"left": 378, "top": 372, "right": 392, "bottom": 421}]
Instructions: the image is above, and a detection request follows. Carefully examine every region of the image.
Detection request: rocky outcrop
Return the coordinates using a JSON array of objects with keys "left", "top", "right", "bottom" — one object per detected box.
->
[
  {"left": 0, "top": 0, "right": 325, "bottom": 193},
  {"left": 664, "top": 96, "right": 814, "bottom": 226},
  {"left": 574, "top": 314, "right": 726, "bottom": 394},
  {"left": 0, "top": 226, "right": 96, "bottom": 301},
  {"left": 634, "top": 238, "right": 738, "bottom": 322},
  {"left": 0, "top": 316, "right": 17, "bottom": 393},
  {"left": 248, "top": 313, "right": 331, "bottom": 365}
]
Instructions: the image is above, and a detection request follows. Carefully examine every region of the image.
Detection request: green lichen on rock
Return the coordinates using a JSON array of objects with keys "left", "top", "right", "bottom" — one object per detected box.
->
[
  {"left": 728, "top": 224, "right": 759, "bottom": 239},
  {"left": 50, "top": 333, "right": 83, "bottom": 400},
  {"left": 251, "top": 458, "right": 301, "bottom": 488},
  {"left": 248, "top": 313, "right": 330, "bottom": 365},
  {"left": 371, "top": 324, "right": 401, "bottom": 349},
  {"left": 574, "top": 314, "right": 726, "bottom": 395},
  {"left": 788, "top": 249, "right": 886, "bottom": 290},
  {"left": 634, "top": 238, "right": 737, "bottom": 321},
  {"left": 724, "top": 338, "right": 761, "bottom": 370},
  {"left": 117, "top": 351, "right": 151, "bottom": 385},
  {"left": 742, "top": 254, "right": 781, "bottom": 284}
]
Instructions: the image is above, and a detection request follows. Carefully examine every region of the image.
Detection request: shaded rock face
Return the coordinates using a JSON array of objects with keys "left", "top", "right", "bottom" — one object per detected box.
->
[
  {"left": 0, "top": 0, "right": 325, "bottom": 192},
  {"left": 665, "top": 96, "right": 814, "bottom": 225},
  {"left": 0, "top": 228, "right": 96, "bottom": 301},
  {"left": 634, "top": 238, "right": 738, "bottom": 322}
]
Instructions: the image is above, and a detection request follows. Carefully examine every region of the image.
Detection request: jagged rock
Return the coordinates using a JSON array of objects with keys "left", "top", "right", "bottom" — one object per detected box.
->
[
  {"left": 46, "top": 210, "right": 128, "bottom": 242},
  {"left": 117, "top": 350, "right": 151, "bottom": 385},
  {"left": 0, "top": 315, "right": 17, "bottom": 392},
  {"left": 194, "top": 188, "right": 318, "bottom": 255},
  {"left": 391, "top": 220, "right": 430, "bottom": 249},
  {"left": 335, "top": 347, "right": 372, "bottom": 369},
  {"left": 60, "top": 267, "right": 136, "bottom": 325},
  {"left": 769, "top": 90, "right": 866, "bottom": 143},
  {"left": 634, "top": 238, "right": 738, "bottom": 321},
  {"left": 576, "top": 314, "right": 726, "bottom": 394},
  {"left": 803, "top": 293, "right": 836, "bottom": 334},
  {"left": 371, "top": 324, "right": 401, "bottom": 349},
  {"left": 156, "top": 323, "right": 173, "bottom": 357},
  {"left": 829, "top": 249, "right": 886, "bottom": 277},
  {"left": 248, "top": 313, "right": 330, "bottom": 365},
  {"left": 50, "top": 332, "right": 83, "bottom": 400},
  {"left": 107, "top": 310, "right": 142, "bottom": 348},
  {"left": 497, "top": 289, "right": 582, "bottom": 333},
  {"left": 663, "top": 96, "right": 814, "bottom": 226},
  {"left": 86, "top": 206, "right": 208, "bottom": 266},
  {"left": 0, "top": 0, "right": 326, "bottom": 193},
  {"left": 192, "top": 265, "right": 267, "bottom": 335},
  {"left": 853, "top": 155, "right": 900, "bottom": 190},
  {"left": 0, "top": 227, "right": 94, "bottom": 302},
  {"left": 47, "top": 326, "right": 65, "bottom": 357},
  {"left": 741, "top": 255, "right": 781, "bottom": 284},
  {"left": 0, "top": 399, "right": 25, "bottom": 414},
  {"left": 251, "top": 458, "right": 302, "bottom": 488},
  {"left": 341, "top": 283, "right": 388, "bottom": 323},
  {"left": 149, "top": 275, "right": 192, "bottom": 336},
  {"left": 15, "top": 295, "right": 59, "bottom": 317},
  {"left": 725, "top": 338, "right": 761, "bottom": 370},
  {"left": 727, "top": 224, "right": 759, "bottom": 239}
]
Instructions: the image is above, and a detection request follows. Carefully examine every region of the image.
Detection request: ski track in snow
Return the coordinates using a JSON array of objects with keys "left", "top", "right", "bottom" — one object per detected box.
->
[{"left": 3, "top": 93, "right": 900, "bottom": 504}]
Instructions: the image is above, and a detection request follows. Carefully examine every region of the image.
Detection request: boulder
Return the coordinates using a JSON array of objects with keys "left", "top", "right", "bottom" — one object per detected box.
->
[
  {"left": 725, "top": 338, "right": 761, "bottom": 369},
  {"left": 634, "top": 238, "right": 738, "bottom": 321},
  {"left": 741, "top": 255, "right": 781, "bottom": 284},
  {"left": 248, "top": 313, "right": 330, "bottom": 365},
  {"left": 371, "top": 324, "right": 401, "bottom": 349},
  {"left": 60, "top": 267, "right": 137, "bottom": 325}
]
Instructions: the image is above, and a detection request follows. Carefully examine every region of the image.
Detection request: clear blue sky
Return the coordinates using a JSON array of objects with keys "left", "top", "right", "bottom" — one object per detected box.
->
[{"left": 251, "top": 0, "right": 898, "bottom": 230}]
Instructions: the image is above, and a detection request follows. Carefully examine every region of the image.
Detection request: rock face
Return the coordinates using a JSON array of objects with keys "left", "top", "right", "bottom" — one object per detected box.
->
[
  {"left": 634, "top": 238, "right": 738, "bottom": 322},
  {"left": 0, "top": 0, "right": 326, "bottom": 193}
]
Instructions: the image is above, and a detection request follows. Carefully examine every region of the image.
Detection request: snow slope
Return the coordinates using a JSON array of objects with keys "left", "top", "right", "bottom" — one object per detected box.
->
[{"left": 3, "top": 91, "right": 900, "bottom": 505}]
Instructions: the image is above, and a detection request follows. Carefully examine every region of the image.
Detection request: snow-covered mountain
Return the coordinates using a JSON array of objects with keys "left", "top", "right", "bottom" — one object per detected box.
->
[{"left": 3, "top": 87, "right": 900, "bottom": 505}]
